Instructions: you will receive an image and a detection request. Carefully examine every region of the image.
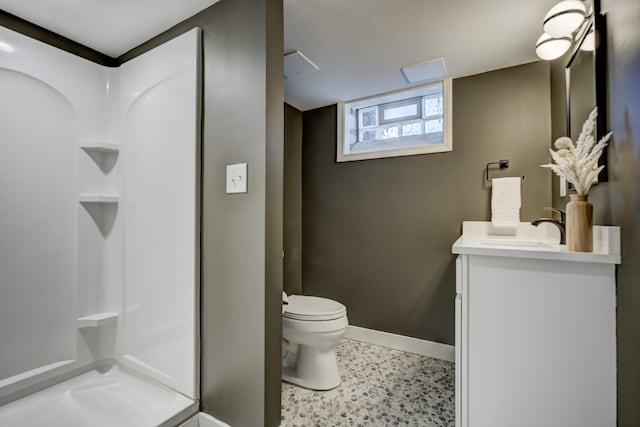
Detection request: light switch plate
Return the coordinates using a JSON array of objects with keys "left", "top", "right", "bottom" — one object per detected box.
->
[{"left": 226, "top": 163, "right": 247, "bottom": 194}]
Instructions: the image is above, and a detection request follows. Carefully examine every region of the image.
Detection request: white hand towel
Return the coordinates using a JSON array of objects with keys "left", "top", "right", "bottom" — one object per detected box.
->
[{"left": 491, "top": 177, "right": 521, "bottom": 228}]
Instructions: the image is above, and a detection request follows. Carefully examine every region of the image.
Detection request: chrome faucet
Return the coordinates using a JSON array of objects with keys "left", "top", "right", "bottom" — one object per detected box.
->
[{"left": 531, "top": 207, "right": 566, "bottom": 245}]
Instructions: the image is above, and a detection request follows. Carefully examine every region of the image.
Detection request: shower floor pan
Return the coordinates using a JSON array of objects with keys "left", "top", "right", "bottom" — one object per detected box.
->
[{"left": 0, "top": 365, "right": 197, "bottom": 427}]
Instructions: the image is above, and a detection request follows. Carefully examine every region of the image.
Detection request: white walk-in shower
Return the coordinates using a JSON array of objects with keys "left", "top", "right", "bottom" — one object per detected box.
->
[{"left": 0, "top": 26, "right": 215, "bottom": 426}]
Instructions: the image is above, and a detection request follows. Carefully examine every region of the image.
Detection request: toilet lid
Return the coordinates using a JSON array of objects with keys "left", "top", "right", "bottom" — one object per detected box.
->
[{"left": 283, "top": 295, "right": 346, "bottom": 321}]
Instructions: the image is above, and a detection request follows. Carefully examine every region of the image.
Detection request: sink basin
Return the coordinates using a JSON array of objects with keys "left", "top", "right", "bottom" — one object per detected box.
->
[{"left": 479, "top": 238, "right": 557, "bottom": 248}]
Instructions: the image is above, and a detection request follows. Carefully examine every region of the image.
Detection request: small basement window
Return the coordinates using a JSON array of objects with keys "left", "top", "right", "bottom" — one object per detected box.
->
[{"left": 337, "top": 80, "right": 452, "bottom": 162}]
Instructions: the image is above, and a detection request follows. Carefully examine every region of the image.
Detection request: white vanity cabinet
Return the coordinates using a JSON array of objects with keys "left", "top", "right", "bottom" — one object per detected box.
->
[{"left": 452, "top": 222, "right": 620, "bottom": 427}]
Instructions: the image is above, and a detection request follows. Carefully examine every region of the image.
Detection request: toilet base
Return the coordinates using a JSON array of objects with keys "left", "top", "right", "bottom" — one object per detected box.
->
[{"left": 282, "top": 344, "right": 341, "bottom": 391}]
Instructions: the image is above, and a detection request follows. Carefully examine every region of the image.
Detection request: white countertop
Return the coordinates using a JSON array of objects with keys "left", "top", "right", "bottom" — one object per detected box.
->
[{"left": 452, "top": 221, "right": 621, "bottom": 264}]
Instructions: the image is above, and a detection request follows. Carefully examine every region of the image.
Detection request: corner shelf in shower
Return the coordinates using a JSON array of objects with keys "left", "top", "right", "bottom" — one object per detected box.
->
[
  {"left": 77, "top": 312, "right": 119, "bottom": 328},
  {"left": 79, "top": 140, "right": 120, "bottom": 154},
  {"left": 78, "top": 194, "right": 119, "bottom": 204}
]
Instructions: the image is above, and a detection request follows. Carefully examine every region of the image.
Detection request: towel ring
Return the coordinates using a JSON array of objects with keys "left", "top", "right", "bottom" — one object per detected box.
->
[{"left": 485, "top": 159, "right": 525, "bottom": 182}]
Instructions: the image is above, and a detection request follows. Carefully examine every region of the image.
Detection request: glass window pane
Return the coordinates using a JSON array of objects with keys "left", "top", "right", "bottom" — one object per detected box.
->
[
  {"left": 378, "top": 124, "right": 399, "bottom": 140},
  {"left": 401, "top": 120, "right": 423, "bottom": 137},
  {"left": 358, "top": 106, "right": 378, "bottom": 128},
  {"left": 383, "top": 103, "right": 418, "bottom": 121},
  {"left": 359, "top": 129, "right": 377, "bottom": 142},
  {"left": 423, "top": 96, "right": 443, "bottom": 117},
  {"left": 425, "top": 118, "right": 443, "bottom": 133}
]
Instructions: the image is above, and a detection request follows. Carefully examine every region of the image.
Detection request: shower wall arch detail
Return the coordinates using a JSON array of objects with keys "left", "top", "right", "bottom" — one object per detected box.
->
[
  {"left": 119, "top": 30, "right": 200, "bottom": 398},
  {"left": 0, "top": 67, "right": 78, "bottom": 382},
  {"left": 0, "top": 26, "right": 200, "bottom": 402}
]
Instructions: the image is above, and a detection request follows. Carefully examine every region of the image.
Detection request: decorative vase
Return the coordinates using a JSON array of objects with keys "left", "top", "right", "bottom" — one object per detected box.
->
[{"left": 566, "top": 194, "right": 593, "bottom": 252}]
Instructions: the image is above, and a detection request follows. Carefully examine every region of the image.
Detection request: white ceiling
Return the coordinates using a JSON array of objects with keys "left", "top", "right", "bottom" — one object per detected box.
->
[
  {"left": 0, "top": 0, "right": 559, "bottom": 111},
  {"left": 284, "top": 0, "right": 559, "bottom": 111}
]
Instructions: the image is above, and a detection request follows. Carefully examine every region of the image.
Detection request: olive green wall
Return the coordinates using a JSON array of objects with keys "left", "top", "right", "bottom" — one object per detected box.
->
[
  {"left": 300, "top": 61, "right": 552, "bottom": 345},
  {"left": 263, "top": 1, "right": 284, "bottom": 424},
  {"left": 551, "top": 0, "right": 640, "bottom": 424},
  {"left": 284, "top": 104, "right": 303, "bottom": 296}
]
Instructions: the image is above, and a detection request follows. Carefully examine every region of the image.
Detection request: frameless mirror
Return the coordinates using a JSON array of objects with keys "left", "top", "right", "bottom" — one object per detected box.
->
[
  {"left": 565, "top": 0, "right": 608, "bottom": 181},
  {"left": 567, "top": 22, "right": 595, "bottom": 139}
]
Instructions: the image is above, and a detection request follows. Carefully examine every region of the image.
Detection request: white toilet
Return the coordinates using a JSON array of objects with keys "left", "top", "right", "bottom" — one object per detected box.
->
[{"left": 282, "top": 294, "right": 348, "bottom": 390}]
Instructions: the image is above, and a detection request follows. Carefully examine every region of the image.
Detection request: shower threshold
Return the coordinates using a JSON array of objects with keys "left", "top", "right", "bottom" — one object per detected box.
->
[{"left": 0, "top": 364, "right": 197, "bottom": 427}]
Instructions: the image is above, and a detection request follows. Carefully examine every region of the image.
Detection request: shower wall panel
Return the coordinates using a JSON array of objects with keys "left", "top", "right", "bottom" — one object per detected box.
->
[
  {"left": 0, "top": 26, "right": 116, "bottom": 397},
  {"left": 0, "top": 25, "right": 200, "bottom": 404},
  {"left": 119, "top": 28, "right": 200, "bottom": 399}
]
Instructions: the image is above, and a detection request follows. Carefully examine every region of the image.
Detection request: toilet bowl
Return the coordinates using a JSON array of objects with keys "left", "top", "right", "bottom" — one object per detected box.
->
[{"left": 282, "top": 294, "right": 348, "bottom": 390}]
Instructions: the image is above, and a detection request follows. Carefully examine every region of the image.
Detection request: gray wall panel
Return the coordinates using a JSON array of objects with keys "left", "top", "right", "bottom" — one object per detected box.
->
[
  {"left": 284, "top": 103, "right": 303, "bottom": 296},
  {"left": 570, "top": 1, "right": 640, "bottom": 424},
  {"left": 264, "top": 0, "right": 284, "bottom": 425},
  {"left": 198, "top": 2, "right": 267, "bottom": 423}
]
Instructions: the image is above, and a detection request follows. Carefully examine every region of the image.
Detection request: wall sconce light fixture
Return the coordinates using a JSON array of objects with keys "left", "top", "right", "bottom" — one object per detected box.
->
[
  {"left": 536, "top": 0, "right": 590, "bottom": 60},
  {"left": 535, "top": 33, "right": 573, "bottom": 60}
]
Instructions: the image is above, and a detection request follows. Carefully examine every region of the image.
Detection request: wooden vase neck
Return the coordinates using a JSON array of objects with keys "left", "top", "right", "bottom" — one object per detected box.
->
[{"left": 570, "top": 194, "right": 589, "bottom": 202}]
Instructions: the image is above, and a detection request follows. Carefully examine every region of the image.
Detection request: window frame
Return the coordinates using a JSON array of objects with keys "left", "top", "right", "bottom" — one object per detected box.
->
[{"left": 337, "top": 79, "right": 452, "bottom": 162}]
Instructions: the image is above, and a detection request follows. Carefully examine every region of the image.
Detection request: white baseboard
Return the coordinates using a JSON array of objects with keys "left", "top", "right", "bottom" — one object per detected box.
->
[{"left": 343, "top": 325, "right": 455, "bottom": 362}]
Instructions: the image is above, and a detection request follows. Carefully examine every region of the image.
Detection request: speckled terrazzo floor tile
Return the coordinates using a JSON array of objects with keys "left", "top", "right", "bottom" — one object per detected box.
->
[{"left": 280, "top": 338, "right": 455, "bottom": 426}]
